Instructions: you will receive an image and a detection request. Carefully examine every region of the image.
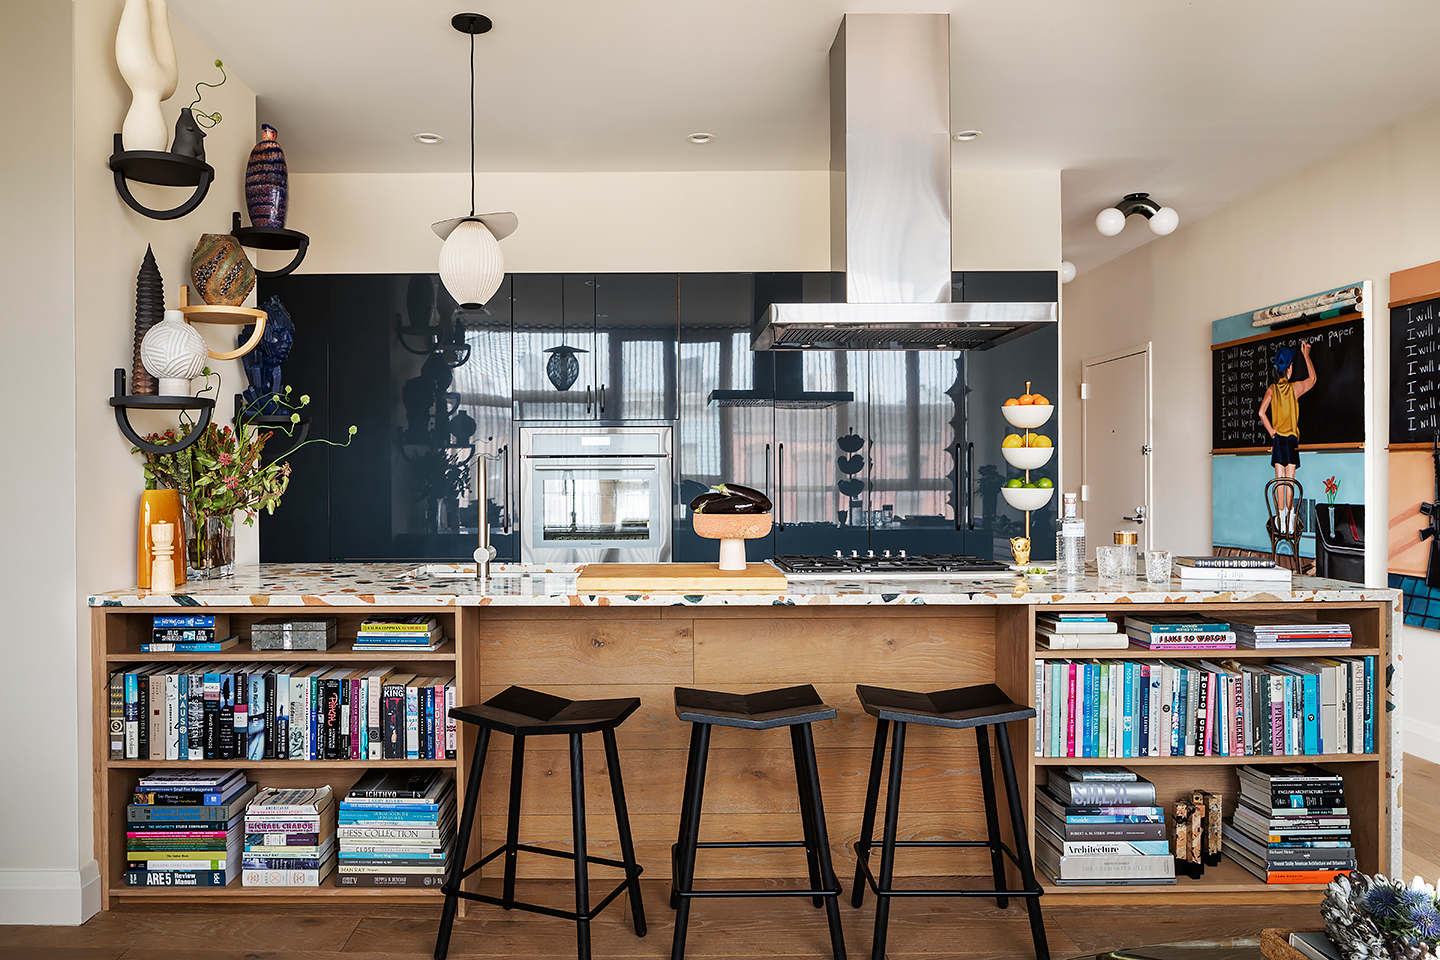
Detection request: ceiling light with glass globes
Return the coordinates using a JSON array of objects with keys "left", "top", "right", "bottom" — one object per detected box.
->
[
  {"left": 432, "top": 13, "right": 517, "bottom": 310},
  {"left": 1094, "top": 193, "right": 1179, "bottom": 237}
]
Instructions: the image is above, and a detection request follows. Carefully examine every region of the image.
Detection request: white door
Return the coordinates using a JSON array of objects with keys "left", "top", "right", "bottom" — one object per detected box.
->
[{"left": 1082, "top": 344, "right": 1152, "bottom": 555}]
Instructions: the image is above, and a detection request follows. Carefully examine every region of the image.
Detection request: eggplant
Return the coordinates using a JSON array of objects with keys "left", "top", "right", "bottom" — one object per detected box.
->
[
  {"left": 692, "top": 494, "right": 763, "bottom": 515},
  {"left": 688, "top": 491, "right": 728, "bottom": 512},
  {"left": 714, "top": 482, "right": 772, "bottom": 513}
]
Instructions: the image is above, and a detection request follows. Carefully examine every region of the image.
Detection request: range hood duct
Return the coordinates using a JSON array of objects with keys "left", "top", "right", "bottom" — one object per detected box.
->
[{"left": 752, "top": 14, "right": 1056, "bottom": 351}]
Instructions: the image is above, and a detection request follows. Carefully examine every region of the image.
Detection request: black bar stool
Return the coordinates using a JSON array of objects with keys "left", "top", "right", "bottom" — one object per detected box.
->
[
  {"left": 670, "top": 684, "right": 846, "bottom": 960},
  {"left": 851, "top": 683, "right": 1048, "bottom": 960},
  {"left": 434, "top": 686, "right": 647, "bottom": 960}
]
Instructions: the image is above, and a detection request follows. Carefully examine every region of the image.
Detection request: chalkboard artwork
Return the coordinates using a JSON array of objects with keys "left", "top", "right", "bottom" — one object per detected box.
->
[
  {"left": 1390, "top": 296, "right": 1440, "bottom": 445},
  {"left": 1212, "top": 315, "right": 1365, "bottom": 451}
]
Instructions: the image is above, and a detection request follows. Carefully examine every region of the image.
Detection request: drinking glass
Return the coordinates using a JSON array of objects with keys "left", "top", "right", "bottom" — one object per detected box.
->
[
  {"left": 1146, "top": 549, "right": 1173, "bottom": 584},
  {"left": 1096, "top": 545, "right": 1125, "bottom": 581}
]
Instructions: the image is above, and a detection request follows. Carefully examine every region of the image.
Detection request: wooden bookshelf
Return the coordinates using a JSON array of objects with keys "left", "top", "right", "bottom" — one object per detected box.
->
[{"left": 91, "top": 605, "right": 479, "bottom": 909}]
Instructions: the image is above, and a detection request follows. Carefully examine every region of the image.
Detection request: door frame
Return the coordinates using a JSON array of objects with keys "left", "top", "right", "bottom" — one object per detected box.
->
[{"left": 1081, "top": 342, "right": 1154, "bottom": 551}]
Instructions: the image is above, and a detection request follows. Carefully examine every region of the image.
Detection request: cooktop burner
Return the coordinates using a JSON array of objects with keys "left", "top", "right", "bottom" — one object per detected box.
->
[{"left": 773, "top": 553, "right": 1011, "bottom": 576}]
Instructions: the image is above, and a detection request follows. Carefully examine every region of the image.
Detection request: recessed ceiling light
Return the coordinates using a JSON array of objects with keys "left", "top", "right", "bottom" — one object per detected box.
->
[
  {"left": 687, "top": 132, "right": 715, "bottom": 144},
  {"left": 414, "top": 132, "right": 444, "bottom": 144},
  {"left": 953, "top": 130, "right": 982, "bottom": 142}
]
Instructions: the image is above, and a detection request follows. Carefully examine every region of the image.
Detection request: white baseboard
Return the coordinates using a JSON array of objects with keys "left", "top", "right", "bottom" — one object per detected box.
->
[
  {"left": 0, "top": 861, "right": 100, "bottom": 925},
  {"left": 1405, "top": 716, "right": 1440, "bottom": 767}
]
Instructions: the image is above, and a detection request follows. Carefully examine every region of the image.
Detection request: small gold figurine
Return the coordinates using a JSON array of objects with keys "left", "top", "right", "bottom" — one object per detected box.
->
[{"left": 1009, "top": 536, "right": 1031, "bottom": 566}]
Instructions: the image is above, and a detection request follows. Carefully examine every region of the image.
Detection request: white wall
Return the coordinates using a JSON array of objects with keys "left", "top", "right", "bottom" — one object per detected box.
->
[
  {"left": 1062, "top": 100, "right": 1440, "bottom": 763},
  {"left": 286, "top": 168, "right": 1060, "bottom": 274},
  {"left": 0, "top": 0, "right": 256, "bottom": 924}
]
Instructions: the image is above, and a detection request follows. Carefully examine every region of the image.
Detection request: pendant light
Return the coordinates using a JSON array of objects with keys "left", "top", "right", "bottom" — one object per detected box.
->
[{"left": 432, "top": 13, "right": 516, "bottom": 310}]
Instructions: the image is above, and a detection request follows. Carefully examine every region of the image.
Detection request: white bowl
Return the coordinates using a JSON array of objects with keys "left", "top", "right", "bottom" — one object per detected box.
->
[
  {"left": 1000, "top": 486, "right": 1055, "bottom": 512},
  {"left": 1002, "top": 404, "right": 1055, "bottom": 429},
  {"left": 1000, "top": 445, "right": 1054, "bottom": 470}
]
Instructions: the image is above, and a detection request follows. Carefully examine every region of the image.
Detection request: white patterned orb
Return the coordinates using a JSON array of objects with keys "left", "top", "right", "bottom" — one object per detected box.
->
[
  {"left": 140, "top": 311, "right": 208, "bottom": 392},
  {"left": 438, "top": 219, "right": 505, "bottom": 309}
]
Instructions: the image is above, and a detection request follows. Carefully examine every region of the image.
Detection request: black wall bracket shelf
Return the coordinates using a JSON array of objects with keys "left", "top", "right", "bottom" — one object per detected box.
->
[
  {"left": 111, "top": 368, "right": 215, "bottom": 453},
  {"left": 235, "top": 393, "right": 310, "bottom": 460},
  {"left": 230, "top": 212, "right": 310, "bottom": 278},
  {"left": 108, "top": 134, "right": 214, "bottom": 221}
]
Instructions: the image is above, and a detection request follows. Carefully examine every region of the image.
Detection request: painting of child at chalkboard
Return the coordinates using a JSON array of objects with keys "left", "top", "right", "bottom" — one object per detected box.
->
[{"left": 1257, "top": 340, "right": 1317, "bottom": 532}]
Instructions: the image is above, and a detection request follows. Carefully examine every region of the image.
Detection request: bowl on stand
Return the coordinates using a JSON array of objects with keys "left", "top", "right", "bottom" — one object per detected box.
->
[{"left": 693, "top": 513, "right": 773, "bottom": 571}]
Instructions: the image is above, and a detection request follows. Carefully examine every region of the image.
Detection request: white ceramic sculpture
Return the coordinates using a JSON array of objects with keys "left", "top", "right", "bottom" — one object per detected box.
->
[
  {"left": 115, "top": 0, "right": 178, "bottom": 151},
  {"left": 141, "top": 310, "right": 207, "bottom": 395}
]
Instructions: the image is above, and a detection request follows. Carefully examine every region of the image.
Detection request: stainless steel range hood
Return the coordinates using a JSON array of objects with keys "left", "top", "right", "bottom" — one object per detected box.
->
[{"left": 752, "top": 14, "right": 1056, "bottom": 351}]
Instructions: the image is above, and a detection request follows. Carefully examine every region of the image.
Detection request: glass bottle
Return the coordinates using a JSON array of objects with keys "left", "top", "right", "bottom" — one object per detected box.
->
[{"left": 1056, "top": 493, "right": 1086, "bottom": 574}]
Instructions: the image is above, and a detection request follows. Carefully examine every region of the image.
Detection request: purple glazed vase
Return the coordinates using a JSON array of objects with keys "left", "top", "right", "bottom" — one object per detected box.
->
[{"left": 245, "top": 124, "right": 288, "bottom": 228}]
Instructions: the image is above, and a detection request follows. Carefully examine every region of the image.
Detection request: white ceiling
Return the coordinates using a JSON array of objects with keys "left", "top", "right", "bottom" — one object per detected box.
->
[{"left": 169, "top": 0, "right": 1440, "bottom": 273}]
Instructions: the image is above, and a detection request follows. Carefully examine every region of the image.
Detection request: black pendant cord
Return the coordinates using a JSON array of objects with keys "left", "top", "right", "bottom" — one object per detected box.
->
[{"left": 469, "top": 27, "right": 476, "bottom": 218}]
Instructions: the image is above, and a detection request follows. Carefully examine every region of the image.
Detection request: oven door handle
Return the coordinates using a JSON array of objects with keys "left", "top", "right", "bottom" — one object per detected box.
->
[{"left": 529, "top": 462, "right": 661, "bottom": 472}]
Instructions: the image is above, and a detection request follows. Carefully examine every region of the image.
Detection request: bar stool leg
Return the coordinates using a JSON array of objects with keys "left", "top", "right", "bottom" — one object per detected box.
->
[
  {"left": 995, "top": 722, "right": 1050, "bottom": 960},
  {"left": 435, "top": 726, "right": 490, "bottom": 960},
  {"left": 798, "top": 722, "right": 847, "bottom": 960},
  {"left": 502, "top": 734, "right": 526, "bottom": 910},
  {"left": 975, "top": 724, "right": 1010, "bottom": 909},
  {"left": 670, "top": 723, "right": 711, "bottom": 960},
  {"left": 790, "top": 724, "right": 825, "bottom": 908},
  {"left": 570, "top": 733, "right": 592, "bottom": 960},
  {"left": 871, "top": 721, "right": 907, "bottom": 960},
  {"left": 670, "top": 722, "right": 704, "bottom": 910},
  {"left": 851, "top": 718, "right": 889, "bottom": 909},
  {"left": 602, "top": 727, "right": 647, "bottom": 938}
]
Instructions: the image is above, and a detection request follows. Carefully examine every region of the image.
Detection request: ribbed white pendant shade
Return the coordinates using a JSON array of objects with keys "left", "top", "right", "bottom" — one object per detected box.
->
[{"left": 438, "top": 219, "right": 504, "bottom": 308}]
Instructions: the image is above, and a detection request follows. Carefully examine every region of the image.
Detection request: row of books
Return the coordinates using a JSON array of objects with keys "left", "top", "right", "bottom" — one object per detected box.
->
[
  {"left": 242, "top": 786, "right": 337, "bottom": 886},
  {"left": 336, "top": 771, "right": 456, "bottom": 888},
  {"left": 1037, "top": 613, "right": 1353, "bottom": 651},
  {"left": 125, "top": 770, "right": 252, "bottom": 886},
  {"left": 1032, "top": 656, "right": 1376, "bottom": 758},
  {"left": 1034, "top": 768, "right": 1175, "bottom": 885},
  {"left": 354, "top": 617, "right": 445, "bottom": 653},
  {"left": 136, "top": 614, "right": 448, "bottom": 654},
  {"left": 1222, "top": 764, "right": 1355, "bottom": 883},
  {"left": 106, "top": 664, "right": 458, "bottom": 762}
]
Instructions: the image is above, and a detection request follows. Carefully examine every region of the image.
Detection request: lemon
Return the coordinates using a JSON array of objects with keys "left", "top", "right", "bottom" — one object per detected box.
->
[
  {"left": 1002, "top": 434, "right": 1024, "bottom": 448},
  {"left": 1031, "top": 435, "right": 1052, "bottom": 448}
]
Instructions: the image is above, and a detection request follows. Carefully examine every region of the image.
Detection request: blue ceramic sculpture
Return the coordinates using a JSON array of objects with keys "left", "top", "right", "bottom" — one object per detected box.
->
[{"left": 240, "top": 294, "right": 296, "bottom": 413}]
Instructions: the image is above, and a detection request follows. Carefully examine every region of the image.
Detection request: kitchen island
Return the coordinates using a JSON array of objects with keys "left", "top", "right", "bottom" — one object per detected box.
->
[{"left": 90, "top": 564, "right": 1400, "bottom": 908}]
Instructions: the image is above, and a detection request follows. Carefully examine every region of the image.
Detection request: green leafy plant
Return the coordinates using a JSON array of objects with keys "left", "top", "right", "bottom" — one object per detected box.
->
[{"left": 189, "top": 59, "right": 226, "bottom": 128}]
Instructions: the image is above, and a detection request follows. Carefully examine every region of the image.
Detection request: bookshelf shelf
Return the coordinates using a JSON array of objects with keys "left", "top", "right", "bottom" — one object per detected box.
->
[
  {"left": 1035, "top": 754, "right": 1376, "bottom": 766},
  {"left": 109, "top": 759, "right": 456, "bottom": 769},
  {"left": 110, "top": 882, "right": 441, "bottom": 899},
  {"left": 106, "top": 639, "right": 456, "bottom": 663},
  {"left": 1038, "top": 858, "right": 1329, "bottom": 899},
  {"left": 1036, "top": 646, "right": 1375, "bottom": 660}
]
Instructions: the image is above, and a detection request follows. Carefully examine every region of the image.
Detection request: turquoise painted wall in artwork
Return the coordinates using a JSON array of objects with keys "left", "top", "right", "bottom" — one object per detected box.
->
[{"left": 1211, "top": 451, "right": 1364, "bottom": 556}]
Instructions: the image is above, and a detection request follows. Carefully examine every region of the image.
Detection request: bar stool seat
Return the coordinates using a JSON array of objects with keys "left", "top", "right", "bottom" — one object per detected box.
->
[
  {"left": 851, "top": 682, "right": 1048, "bottom": 960},
  {"left": 670, "top": 684, "right": 846, "bottom": 960},
  {"left": 434, "top": 686, "right": 646, "bottom": 960}
]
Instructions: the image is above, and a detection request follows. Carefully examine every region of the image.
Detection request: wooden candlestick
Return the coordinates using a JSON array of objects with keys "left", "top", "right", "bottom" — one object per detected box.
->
[{"left": 150, "top": 521, "right": 176, "bottom": 595}]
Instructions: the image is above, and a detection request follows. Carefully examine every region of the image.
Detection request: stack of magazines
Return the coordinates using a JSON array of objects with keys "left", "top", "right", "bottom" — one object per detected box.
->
[{"left": 1227, "top": 614, "right": 1353, "bottom": 649}]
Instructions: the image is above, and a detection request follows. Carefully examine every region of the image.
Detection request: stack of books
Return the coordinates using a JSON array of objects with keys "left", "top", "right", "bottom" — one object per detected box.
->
[
  {"left": 242, "top": 786, "right": 337, "bottom": 886},
  {"left": 355, "top": 617, "right": 443, "bottom": 652},
  {"left": 1228, "top": 614, "right": 1353, "bottom": 649},
  {"left": 1124, "top": 616, "right": 1236, "bottom": 650},
  {"left": 1223, "top": 764, "right": 1355, "bottom": 883},
  {"left": 125, "top": 769, "right": 254, "bottom": 887},
  {"left": 142, "top": 614, "right": 237, "bottom": 653},
  {"left": 336, "top": 771, "right": 456, "bottom": 888},
  {"left": 107, "top": 664, "right": 456, "bottom": 762},
  {"left": 1034, "top": 767, "right": 1175, "bottom": 885},
  {"left": 1175, "top": 557, "right": 1293, "bottom": 588},
  {"left": 1036, "top": 613, "right": 1125, "bottom": 650},
  {"left": 1034, "top": 655, "right": 1376, "bottom": 758}
]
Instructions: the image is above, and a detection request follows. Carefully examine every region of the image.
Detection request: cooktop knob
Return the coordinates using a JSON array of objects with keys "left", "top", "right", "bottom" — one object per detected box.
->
[
  {"left": 850, "top": 550, "right": 859, "bottom": 558},
  {"left": 834, "top": 550, "right": 843, "bottom": 559},
  {"left": 899, "top": 550, "right": 907, "bottom": 558},
  {"left": 883, "top": 550, "right": 891, "bottom": 557},
  {"left": 867, "top": 550, "right": 875, "bottom": 557}
]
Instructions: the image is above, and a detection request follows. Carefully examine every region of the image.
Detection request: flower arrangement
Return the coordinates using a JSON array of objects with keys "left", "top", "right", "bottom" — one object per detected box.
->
[
  {"left": 1325, "top": 476, "right": 1339, "bottom": 505},
  {"left": 1323, "top": 872, "right": 1440, "bottom": 960},
  {"left": 134, "top": 371, "right": 354, "bottom": 575}
]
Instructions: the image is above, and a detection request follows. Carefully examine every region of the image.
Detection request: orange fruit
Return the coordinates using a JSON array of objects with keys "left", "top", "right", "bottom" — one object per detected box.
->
[
  {"left": 1018, "top": 394, "right": 1035, "bottom": 405},
  {"left": 1003, "top": 398, "right": 1020, "bottom": 407},
  {"left": 1030, "top": 393, "right": 1049, "bottom": 406}
]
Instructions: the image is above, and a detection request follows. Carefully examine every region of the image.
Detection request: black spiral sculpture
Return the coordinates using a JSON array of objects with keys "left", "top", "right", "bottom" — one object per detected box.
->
[{"left": 131, "top": 245, "right": 164, "bottom": 396}]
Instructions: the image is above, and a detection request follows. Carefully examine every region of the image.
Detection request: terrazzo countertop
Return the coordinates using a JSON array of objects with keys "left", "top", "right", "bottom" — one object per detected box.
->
[{"left": 87, "top": 561, "right": 1402, "bottom": 608}]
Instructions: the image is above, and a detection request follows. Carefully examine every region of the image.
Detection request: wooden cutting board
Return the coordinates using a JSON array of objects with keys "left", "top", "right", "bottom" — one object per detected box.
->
[{"left": 574, "top": 562, "right": 789, "bottom": 593}]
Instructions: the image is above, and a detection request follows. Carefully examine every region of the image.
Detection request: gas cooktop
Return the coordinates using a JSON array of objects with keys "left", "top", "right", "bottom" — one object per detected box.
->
[{"left": 771, "top": 553, "right": 1013, "bottom": 579}]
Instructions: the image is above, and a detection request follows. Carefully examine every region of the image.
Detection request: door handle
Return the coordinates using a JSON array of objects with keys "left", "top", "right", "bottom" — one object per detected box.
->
[
  {"left": 776, "top": 442, "right": 784, "bottom": 531},
  {"left": 598, "top": 384, "right": 606, "bottom": 414},
  {"left": 966, "top": 442, "right": 975, "bottom": 531},
  {"left": 954, "top": 442, "right": 962, "bottom": 532},
  {"left": 1122, "top": 505, "right": 1147, "bottom": 524},
  {"left": 501, "top": 444, "right": 511, "bottom": 535},
  {"left": 765, "top": 442, "right": 772, "bottom": 500},
  {"left": 585, "top": 385, "right": 593, "bottom": 415}
]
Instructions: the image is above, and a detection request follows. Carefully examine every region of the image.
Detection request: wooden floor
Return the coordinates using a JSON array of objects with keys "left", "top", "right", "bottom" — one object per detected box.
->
[{"left": 5, "top": 754, "right": 1434, "bottom": 960}]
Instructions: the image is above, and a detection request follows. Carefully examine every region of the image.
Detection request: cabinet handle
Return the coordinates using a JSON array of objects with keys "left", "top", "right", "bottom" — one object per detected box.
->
[
  {"left": 599, "top": 384, "right": 606, "bottom": 414},
  {"left": 585, "top": 386, "right": 593, "bottom": 414},
  {"left": 501, "top": 443, "right": 511, "bottom": 534},
  {"left": 967, "top": 441, "right": 975, "bottom": 531},
  {"left": 765, "top": 442, "right": 772, "bottom": 500},
  {"left": 954, "top": 442, "right": 962, "bottom": 531},
  {"left": 777, "top": 442, "right": 784, "bottom": 530}
]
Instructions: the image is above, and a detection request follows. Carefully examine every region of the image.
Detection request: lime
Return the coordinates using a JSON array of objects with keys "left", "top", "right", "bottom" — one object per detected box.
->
[
  {"left": 1036, "top": 478, "right": 1054, "bottom": 488},
  {"left": 1005, "top": 478, "right": 1023, "bottom": 488}
]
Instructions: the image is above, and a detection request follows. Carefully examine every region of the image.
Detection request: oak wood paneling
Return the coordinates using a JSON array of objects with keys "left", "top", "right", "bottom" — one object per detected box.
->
[{"left": 476, "top": 619, "right": 694, "bottom": 686}]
